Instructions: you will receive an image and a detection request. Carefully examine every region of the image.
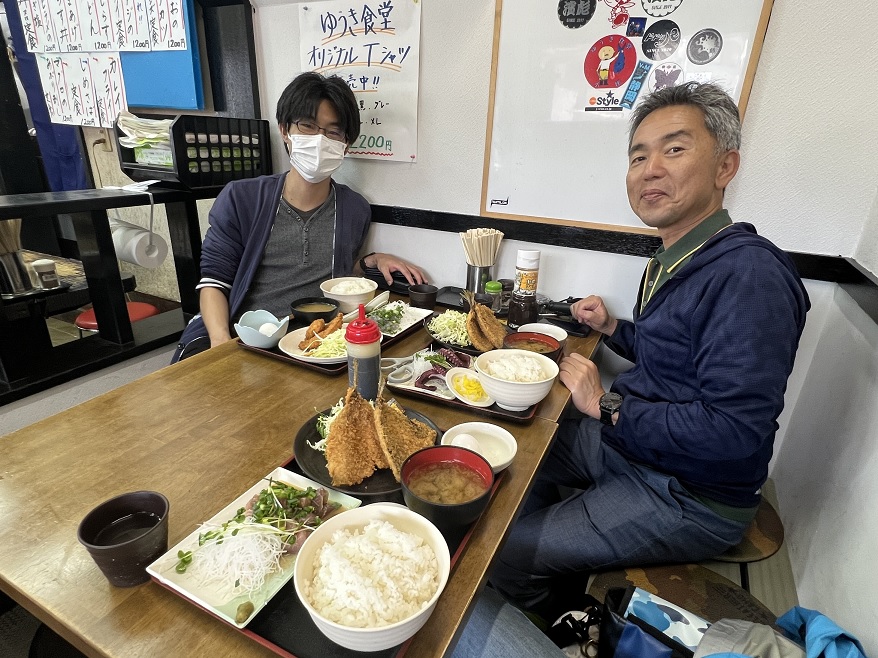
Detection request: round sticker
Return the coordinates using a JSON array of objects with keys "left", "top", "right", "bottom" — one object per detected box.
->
[
  {"left": 583, "top": 34, "right": 637, "bottom": 89},
  {"left": 641, "top": 0, "right": 683, "bottom": 17},
  {"left": 688, "top": 28, "right": 723, "bottom": 65},
  {"left": 558, "top": 0, "right": 596, "bottom": 29},
  {"left": 642, "top": 20, "right": 681, "bottom": 61},
  {"left": 649, "top": 62, "right": 684, "bottom": 92}
]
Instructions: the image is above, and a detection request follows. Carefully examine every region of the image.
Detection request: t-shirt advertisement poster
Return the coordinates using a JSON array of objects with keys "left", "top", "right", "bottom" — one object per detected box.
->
[
  {"left": 299, "top": 0, "right": 421, "bottom": 162},
  {"left": 483, "top": 0, "right": 772, "bottom": 229},
  {"left": 15, "top": 0, "right": 189, "bottom": 126}
]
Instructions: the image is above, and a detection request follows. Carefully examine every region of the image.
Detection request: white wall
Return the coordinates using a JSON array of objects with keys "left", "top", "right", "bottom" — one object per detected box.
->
[
  {"left": 771, "top": 286, "right": 878, "bottom": 656},
  {"left": 246, "top": 1, "right": 878, "bottom": 650}
]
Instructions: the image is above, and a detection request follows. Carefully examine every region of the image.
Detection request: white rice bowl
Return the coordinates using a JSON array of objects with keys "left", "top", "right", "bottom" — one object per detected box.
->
[
  {"left": 294, "top": 503, "right": 450, "bottom": 651},
  {"left": 474, "top": 349, "right": 560, "bottom": 411}
]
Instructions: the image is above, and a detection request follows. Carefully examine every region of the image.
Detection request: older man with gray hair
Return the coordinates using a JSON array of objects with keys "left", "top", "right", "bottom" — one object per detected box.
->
[{"left": 483, "top": 81, "right": 811, "bottom": 624}]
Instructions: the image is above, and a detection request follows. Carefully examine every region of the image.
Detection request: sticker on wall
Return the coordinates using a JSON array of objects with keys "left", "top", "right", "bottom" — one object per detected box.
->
[
  {"left": 641, "top": 20, "right": 681, "bottom": 61},
  {"left": 649, "top": 62, "right": 683, "bottom": 91},
  {"left": 584, "top": 34, "right": 637, "bottom": 88},
  {"left": 641, "top": 0, "right": 683, "bottom": 17},
  {"left": 687, "top": 28, "right": 723, "bottom": 65},
  {"left": 585, "top": 89, "right": 625, "bottom": 112},
  {"left": 627, "top": 17, "right": 647, "bottom": 37},
  {"left": 558, "top": 0, "right": 597, "bottom": 29},
  {"left": 621, "top": 61, "right": 653, "bottom": 109},
  {"left": 601, "top": 0, "right": 636, "bottom": 29}
]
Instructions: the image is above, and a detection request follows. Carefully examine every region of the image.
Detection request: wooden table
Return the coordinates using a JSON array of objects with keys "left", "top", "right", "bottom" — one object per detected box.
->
[{"left": 0, "top": 327, "right": 599, "bottom": 658}]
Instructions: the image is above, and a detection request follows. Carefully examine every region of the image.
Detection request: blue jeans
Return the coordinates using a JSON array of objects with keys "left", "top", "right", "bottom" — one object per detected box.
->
[
  {"left": 489, "top": 417, "right": 748, "bottom": 611},
  {"left": 452, "top": 587, "right": 564, "bottom": 658}
]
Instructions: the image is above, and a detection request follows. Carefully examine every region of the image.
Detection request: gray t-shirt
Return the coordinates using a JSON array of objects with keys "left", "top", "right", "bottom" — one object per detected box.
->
[{"left": 239, "top": 187, "right": 336, "bottom": 318}]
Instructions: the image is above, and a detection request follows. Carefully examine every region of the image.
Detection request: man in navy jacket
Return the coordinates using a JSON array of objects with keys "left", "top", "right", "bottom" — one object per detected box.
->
[{"left": 489, "top": 82, "right": 810, "bottom": 619}]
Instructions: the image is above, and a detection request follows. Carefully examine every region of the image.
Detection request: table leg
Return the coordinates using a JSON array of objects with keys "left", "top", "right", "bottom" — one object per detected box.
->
[
  {"left": 70, "top": 209, "right": 133, "bottom": 344},
  {"left": 164, "top": 199, "right": 202, "bottom": 317}
]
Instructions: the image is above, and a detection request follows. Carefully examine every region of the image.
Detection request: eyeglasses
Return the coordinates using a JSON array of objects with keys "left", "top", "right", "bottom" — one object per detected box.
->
[{"left": 293, "top": 120, "right": 346, "bottom": 143}]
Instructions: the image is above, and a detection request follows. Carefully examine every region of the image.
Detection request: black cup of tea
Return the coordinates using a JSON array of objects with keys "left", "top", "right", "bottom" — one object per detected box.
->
[
  {"left": 77, "top": 491, "right": 169, "bottom": 587},
  {"left": 408, "top": 284, "right": 439, "bottom": 310}
]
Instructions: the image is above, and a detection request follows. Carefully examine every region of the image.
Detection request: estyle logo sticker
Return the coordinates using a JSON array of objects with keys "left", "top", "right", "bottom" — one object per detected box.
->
[
  {"left": 641, "top": 0, "right": 683, "bottom": 17},
  {"left": 585, "top": 90, "right": 624, "bottom": 111},
  {"left": 687, "top": 28, "right": 723, "bottom": 64},
  {"left": 642, "top": 19, "right": 681, "bottom": 61}
]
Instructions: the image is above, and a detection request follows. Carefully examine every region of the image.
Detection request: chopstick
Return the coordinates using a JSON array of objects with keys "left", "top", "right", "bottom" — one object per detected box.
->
[{"left": 459, "top": 228, "right": 504, "bottom": 266}]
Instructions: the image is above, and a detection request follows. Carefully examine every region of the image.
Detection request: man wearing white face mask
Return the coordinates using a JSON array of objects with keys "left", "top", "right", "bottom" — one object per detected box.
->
[{"left": 172, "top": 72, "right": 425, "bottom": 362}]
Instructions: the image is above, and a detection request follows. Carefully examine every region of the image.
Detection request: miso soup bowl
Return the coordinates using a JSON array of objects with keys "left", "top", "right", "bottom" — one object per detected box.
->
[
  {"left": 401, "top": 445, "right": 494, "bottom": 532},
  {"left": 289, "top": 296, "right": 339, "bottom": 325}
]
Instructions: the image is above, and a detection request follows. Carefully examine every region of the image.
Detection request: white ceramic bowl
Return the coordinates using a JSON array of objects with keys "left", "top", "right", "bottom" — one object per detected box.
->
[
  {"left": 293, "top": 503, "right": 451, "bottom": 652},
  {"left": 517, "top": 322, "right": 568, "bottom": 347},
  {"left": 474, "top": 349, "right": 560, "bottom": 411},
  {"left": 234, "top": 310, "right": 289, "bottom": 349},
  {"left": 320, "top": 277, "right": 378, "bottom": 313},
  {"left": 441, "top": 422, "right": 517, "bottom": 473}
]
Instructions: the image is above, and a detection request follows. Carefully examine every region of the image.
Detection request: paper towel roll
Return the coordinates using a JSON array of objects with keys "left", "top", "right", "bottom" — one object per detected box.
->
[{"left": 109, "top": 218, "right": 168, "bottom": 269}]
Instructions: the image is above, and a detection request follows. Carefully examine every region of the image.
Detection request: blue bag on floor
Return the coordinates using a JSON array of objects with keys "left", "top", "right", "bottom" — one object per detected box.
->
[{"left": 776, "top": 607, "right": 867, "bottom": 658}]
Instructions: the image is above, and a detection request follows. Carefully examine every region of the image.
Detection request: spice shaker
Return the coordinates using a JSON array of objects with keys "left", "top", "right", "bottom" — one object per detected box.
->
[
  {"left": 32, "top": 258, "right": 61, "bottom": 289},
  {"left": 345, "top": 304, "right": 381, "bottom": 400},
  {"left": 484, "top": 280, "right": 502, "bottom": 313},
  {"left": 507, "top": 250, "right": 540, "bottom": 329}
]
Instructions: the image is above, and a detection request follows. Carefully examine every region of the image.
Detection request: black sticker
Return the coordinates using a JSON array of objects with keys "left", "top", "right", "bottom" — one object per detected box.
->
[
  {"left": 687, "top": 28, "right": 723, "bottom": 65},
  {"left": 558, "top": 0, "right": 597, "bottom": 29},
  {"left": 642, "top": 19, "right": 681, "bottom": 61}
]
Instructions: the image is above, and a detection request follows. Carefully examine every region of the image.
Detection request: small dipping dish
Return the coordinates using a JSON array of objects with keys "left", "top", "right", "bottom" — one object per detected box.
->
[
  {"left": 445, "top": 367, "right": 494, "bottom": 408},
  {"left": 234, "top": 310, "right": 290, "bottom": 349},
  {"left": 440, "top": 422, "right": 517, "bottom": 473}
]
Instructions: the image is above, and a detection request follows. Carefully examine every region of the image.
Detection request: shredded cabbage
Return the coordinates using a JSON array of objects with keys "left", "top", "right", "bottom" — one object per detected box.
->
[
  {"left": 427, "top": 310, "right": 469, "bottom": 346},
  {"left": 304, "top": 329, "right": 347, "bottom": 358},
  {"left": 311, "top": 397, "right": 345, "bottom": 451}
]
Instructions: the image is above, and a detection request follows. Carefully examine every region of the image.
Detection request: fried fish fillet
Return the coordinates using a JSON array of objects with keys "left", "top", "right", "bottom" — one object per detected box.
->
[
  {"left": 325, "top": 388, "right": 387, "bottom": 486},
  {"left": 474, "top": 302, "right": 507, "bottom": 349},
  {"left": 374, "top": 398, "right": 437, "bottom": 482},
  {"left": 466, "top": 307, "right": 494, "bottom": 352}
]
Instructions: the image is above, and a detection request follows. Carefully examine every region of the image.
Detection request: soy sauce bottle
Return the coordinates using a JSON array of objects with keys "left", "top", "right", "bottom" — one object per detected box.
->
[
  {"left": 507, "top": 250, "right": 540, "bottom": 329},
  {"left": 345, "top": 304, "right": 381, "bottom": 399}
]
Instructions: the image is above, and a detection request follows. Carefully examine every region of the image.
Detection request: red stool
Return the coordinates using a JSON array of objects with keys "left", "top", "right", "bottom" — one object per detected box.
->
[{"left": 75, "top": 302, "right": 160, "bottom": 337}]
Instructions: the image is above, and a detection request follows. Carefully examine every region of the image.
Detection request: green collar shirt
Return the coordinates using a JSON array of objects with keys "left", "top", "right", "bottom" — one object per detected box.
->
[{"left": 639, "top": 210, "right": 733, "bottom": 314}]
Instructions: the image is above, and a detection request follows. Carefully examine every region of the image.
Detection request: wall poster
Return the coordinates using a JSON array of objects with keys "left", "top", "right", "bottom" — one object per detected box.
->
[{"left": 298, "top": 0, "right": 421, "bottom": 162}]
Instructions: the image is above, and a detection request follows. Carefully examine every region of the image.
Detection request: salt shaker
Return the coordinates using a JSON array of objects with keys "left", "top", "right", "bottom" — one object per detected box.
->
[
  {"left": 345, "top": 304, "right": 381, "bottom": 400},
  {"left": 484, "top": 280, "right": 502, "bottom": 312}
]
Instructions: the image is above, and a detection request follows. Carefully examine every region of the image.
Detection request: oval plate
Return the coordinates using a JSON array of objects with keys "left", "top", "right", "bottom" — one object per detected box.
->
[
  {"left": 445, "top": 367, "right": 495, "bottom": 408},
  {"left": 293, "top": 407, "right": 442, "bottom": 498}
]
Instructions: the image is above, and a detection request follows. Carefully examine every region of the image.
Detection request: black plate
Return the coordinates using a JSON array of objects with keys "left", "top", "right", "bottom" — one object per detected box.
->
[
  {"left": 423, "top": 311, "right": 482, "bottom": 356},
  {"left": 293, "top": 408, "right": 442, "bottom": 498}
]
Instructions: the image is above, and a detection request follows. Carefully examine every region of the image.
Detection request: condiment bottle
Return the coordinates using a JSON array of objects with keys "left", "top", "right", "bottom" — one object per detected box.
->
[
  {"left": 32, "top": 258, "right": 61, "bottom": 289},
  {"left": 345, "top": 304, "right": 381, "bottom": 400},
  {"left": 499, "top": 278, "right": 514, "bottom": 311},
  {"left": 507, "top": 250, "right": 540, "bottom": 329},
  {"left": 484, "top": 280, "right": 502, "bottom": 313}
]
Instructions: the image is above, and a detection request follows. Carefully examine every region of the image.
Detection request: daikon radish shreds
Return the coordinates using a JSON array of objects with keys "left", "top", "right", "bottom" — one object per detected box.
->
[{"left": 182, "top": 522, "right": 286, "bottom": 601}]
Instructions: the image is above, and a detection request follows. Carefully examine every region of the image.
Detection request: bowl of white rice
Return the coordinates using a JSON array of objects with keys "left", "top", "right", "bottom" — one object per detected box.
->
[
  {"left": 474, "top": 349, "right": 559, "bottom": 411},
  {"left": 320, "top": 276, "right": 378, "bottom": 313},
  {"left": 294, "top": 503, "right": 450, "bottom": 652}
]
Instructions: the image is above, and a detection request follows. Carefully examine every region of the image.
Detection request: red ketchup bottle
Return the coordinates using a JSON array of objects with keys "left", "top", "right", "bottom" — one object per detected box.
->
[{"left": 345, "top": 304, "right": 381, "bottom": 400}]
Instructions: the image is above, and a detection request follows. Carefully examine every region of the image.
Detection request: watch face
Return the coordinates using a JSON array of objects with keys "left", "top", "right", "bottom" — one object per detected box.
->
[{"left": 601, "top": 392, "right": 623, "bottom": 411}]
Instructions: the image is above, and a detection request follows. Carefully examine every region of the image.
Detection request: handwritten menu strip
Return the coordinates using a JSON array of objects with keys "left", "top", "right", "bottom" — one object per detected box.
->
[
  {"left": 16, "top": 0, "right": 185, "bottom": 52},
  {"left": 35, "top": 52, "right": 127, "bottom": 127}
]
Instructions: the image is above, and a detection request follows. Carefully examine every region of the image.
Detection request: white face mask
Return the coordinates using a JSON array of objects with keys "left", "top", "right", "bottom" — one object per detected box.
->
[{"left": 287, "top": 133, "right": 346, "bottom": 183}]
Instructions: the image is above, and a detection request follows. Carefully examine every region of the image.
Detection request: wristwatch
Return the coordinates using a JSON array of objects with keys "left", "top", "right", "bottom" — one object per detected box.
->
[{"left": 599, "top": 392, "right": 623, "bottom": 426}]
